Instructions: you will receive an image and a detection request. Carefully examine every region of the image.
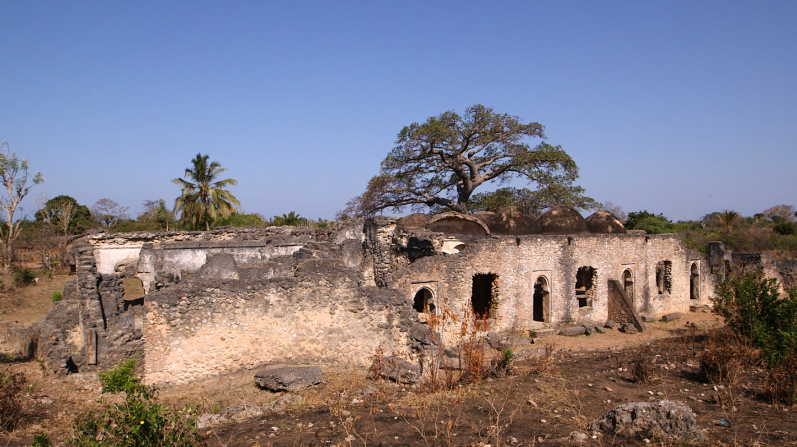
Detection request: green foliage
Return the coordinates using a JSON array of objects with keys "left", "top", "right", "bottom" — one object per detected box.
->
[
  {"left": 51, "top": 291, "right": 63, "bottom": 302},
  {"left": 626, "top": 210, "right": 668, "bottom": 230},
  {"left": 98, "top": 359, "right": 139, "bottom": 394},
  {"left": 70, "top": 359, "right": 201, "bottom": 447},
  {"left": 34, "top": 195, "right": 93, "bottom": 235},
  {"left": 0, "top": 368, "right": 26, "bottom": 431},
  {"left": 271, "top": 211, "right": 309, "bottom": 227},
  {"left": 342, "top": 105, "right": 586, "bottom": 216},
  {"left": 712, "top": 273, "right": 797, "bottom": 366},
  {"left": 173, "top": 153, "right": 240, "bottom": 231},
  {"left": 501, "top": 348, "right": 514, "bottom": 367},
  {"left": 210, "top": 212, "right": 264, "bottom": 229},
  {"left": 775, "top": 221, "right": 796, "bottom": 236},
  {"left": 633, "top": 216, "right": 674, "bottom": 234},
  {"left": 14, "top": 268, "right": 37, "bottom": 287},
  {"left": 31, "top": 433, "right": 51, "bottom": 447},
  {"left": 469, "top": 186, "right": 600, "bottom": 216}
]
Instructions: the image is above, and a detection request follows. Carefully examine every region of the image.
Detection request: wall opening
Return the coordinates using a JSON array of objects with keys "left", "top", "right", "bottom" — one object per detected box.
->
[
  {"left": 471, "top": 274, "right": 497, "bottom": 319},
  {"left": 533, "top": 276, "right": 549, "bottom": 322},
  {"left": 622, "top": 269, "right": 634, "bottom": 303},
  {"left": 690, "top": 263, "right": 700, "bottom": 300},
  {"left": 413, "top": 287, "right": 436, "bottom": 313},
  {"left": 123, "top": 276, "right": 146, "bottom": 311},
  {"left": 575, "top": 267, "right": 597, "bottom": 308},
  {"left": 656, "top": 261, "right": 673, "bottom": 294}
]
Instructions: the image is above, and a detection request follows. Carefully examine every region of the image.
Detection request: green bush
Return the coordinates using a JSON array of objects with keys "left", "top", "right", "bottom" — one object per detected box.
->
[
  {"left": 51, "top": 292, "right": 63, "bottom": 302},
  {"left": 14, "top": 268, "right": 36, "bottom": 287},
  {"left": 69, "top": 359, "right": 202, "bottom": 447},
  {"left": 31, "top": 433, "right": 51, "bottom": 447},
  {"left": 712, "top": 273, "right": 797, "bottom": 366},
  {"left": 774, "top": 221, "right": 796, "bottom": 236}
]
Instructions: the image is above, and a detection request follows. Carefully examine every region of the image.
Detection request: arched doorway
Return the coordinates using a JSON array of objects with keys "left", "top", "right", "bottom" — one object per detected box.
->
[
  {"left": 690, "top": 263, "right": 700, "bottom": 300},
  {"left": 413, "top": 287, "right": 435, "bottom": 313},
  {"left": 622, "top": 269, "right": 634, "bottom": 303},
  {"left": 533, "top": 276, "right": 549, "bottom": 322}
]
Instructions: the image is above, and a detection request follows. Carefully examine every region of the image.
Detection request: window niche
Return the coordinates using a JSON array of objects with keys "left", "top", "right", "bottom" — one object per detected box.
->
[
  {"left": 690, "top": 263, "right": 700, "bottom": 300},
  {"left": 575, "top": 266, "right": 597, "bottom": 308},
  {"left": 471, "top": 273, "right": 498, "bottom": 319},
  {"left": 413, "top": 287, "right": 436, "bottom": 314},
  {"left": 656, "top": 261, "right": 673, "bottom": 294}
]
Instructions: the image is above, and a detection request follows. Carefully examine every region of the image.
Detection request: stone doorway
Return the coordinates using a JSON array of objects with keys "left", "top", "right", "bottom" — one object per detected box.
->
[
  {"left": 533, "top": 276, "right": 549, "bottom": 323},
  {"left": 690, "top": 263, "right": 700, "bottom": 300},
  {"left": 413, "top": 287, "right": 435, "bottom": 313}
]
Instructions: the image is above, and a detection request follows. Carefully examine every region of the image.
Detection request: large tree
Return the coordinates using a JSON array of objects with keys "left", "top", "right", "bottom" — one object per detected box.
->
[
  {"left": 469, "top": 185, "right": 601, "bottom": 217},
  {"left": 91, "top": 198, "right": 130, "bottom": 229},
  {"left": 342, "top": 105, "right": 584, "bottom": 216},
  {"left": 173, "top": 153, "right": 240, "bottom": 231},
  {"left": 34, "top": 195, "right": 92, "bottom": 235},
  {"left": 0, "top": 141, "right": 44, "bottom": 267}
]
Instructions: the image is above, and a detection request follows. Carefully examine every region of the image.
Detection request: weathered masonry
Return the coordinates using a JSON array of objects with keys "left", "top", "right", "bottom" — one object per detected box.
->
[{"left": 38, "top": 205, "right": 760, "bottom": 385}]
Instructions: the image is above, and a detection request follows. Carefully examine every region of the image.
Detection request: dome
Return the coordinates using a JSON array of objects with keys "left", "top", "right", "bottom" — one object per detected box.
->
[
  {"left": 396, "top": 213, "right": 431, "bottom": 229},
  {"left": 586, "top": 210, "right": 627, "bottom": 234},
  {"left": 538, "top": 205, "right": 589, "bottom": 235},
  {"left": 487, "top": 206, "right": 541, "bottom": 235},
  {"left": 473, "top": 211, "right": 498, "bottom": 227},
  {"left": 427, "top": 212, "right": 490, "bottom": 239}
]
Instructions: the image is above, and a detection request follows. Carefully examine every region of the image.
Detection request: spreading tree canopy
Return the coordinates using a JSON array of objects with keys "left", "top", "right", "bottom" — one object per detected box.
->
[
  {"left": 173, "top": 154, "right": 240, "bottom": 231},
  {"left": 342, "top": 105, "right": 587, "bottom": 216}
]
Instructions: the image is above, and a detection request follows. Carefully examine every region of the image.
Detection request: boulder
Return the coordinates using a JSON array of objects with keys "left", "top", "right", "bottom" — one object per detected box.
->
[
  {"left": 371, "top": 356, "right": 421, "bottom": 384},
  {"left": 619, "top": 323, "right": 637, "bottom": 334},
  {"left": 604, "top": 320, "right": 619, "bottom": 329},
  {"left": 592, "top": 400, "right": 706, "bottom": 442},
  {"left": 255, "top": 366, "right": 323, "bottom": 392},
  {"left": 661, "top": 312, "right": 683, "bottom": 322}
]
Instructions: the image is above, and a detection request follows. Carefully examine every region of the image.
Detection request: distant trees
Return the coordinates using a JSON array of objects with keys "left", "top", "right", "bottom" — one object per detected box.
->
[
  {"left": 764, "top": 205, "right": 796, "bottom": 223},
  {"left": 270, "top": 211, "right": 308, "bottom": 227},
  {"left": 173, "top": 154, "right": 240, "bottom": 231},
  {"left": 34, "top": 195, "right": 92, "bottom": 236},
  {"left": 714, "top": 210, "right": 741, "bottom": 234},
  {"left": 0, "top": 141, "right": 44, "bottom": 267},
  {"left": 625, "top": 210, "right": 673, "bottom": 234},
  {"left": 342, "top": 105, "right": 589, "bottom": 216},
  {"left": 91, "top": 198, "right": 130, "bottom": 229}
]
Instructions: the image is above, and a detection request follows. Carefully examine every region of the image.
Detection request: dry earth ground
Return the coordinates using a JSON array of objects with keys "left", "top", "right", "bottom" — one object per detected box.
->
[{"left": 1, "top": 276, "right": 796, "bottom": 446}]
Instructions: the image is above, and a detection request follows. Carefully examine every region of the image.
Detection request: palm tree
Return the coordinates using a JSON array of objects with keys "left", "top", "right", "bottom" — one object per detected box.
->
[
  {"left": 715, "top": 209, "right": 740, "bottom": 234},
  {"left": 173, "top": 154, "right": 240, "bottom": 231}
]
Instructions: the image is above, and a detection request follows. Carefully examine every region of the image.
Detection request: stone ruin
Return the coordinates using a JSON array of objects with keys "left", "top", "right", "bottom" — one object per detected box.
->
[{"left": 30, "top": 206, "right": 797, "bottom": 385}]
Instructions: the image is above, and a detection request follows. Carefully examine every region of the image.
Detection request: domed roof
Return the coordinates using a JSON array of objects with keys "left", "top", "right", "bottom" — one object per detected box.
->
[
  {"left": 586, "top": 210, "right": 627, "bottom": 234},
  {"left": 473, "top": 211, "right": 498, "bottom": 227},
  {"left": 396, "top": 213, "right": 432, "bottom": 229},
  {"left": 487, "top": 206, "right": 541, "bottom": 235},
  {"left": 427, "top": 212, "right": 490, "bottom": 239},
  {"left": 538, "top": 205, "right": 589, "bottom": 234}
]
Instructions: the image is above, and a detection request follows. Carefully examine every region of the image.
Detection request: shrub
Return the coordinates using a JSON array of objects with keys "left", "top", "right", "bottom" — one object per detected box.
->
[
  {"left": 51, "top": 292, "right": 63, "bottom": 302},
  {"left": 0, "top": 368, "right": 26, "bottom": 431},
  {"left": 774, "top": 221, "right": 796, "bottom": 236},
  {"left": 712, "top": 272, "right": 797, "bottom": 366},
  {"left": 763, "top": 353, "right": 797, "bottom": 406},
  {"left": 13, "top": 268, "right": 36, "bottom": 287},
  {"left": 699, "top": 330, "right": 758, "bottom": 386},
  {"left": 32, "top": 433, "right": 51, "bottom": 447},
  {"left": 631, "top": 350, "right": 654, "bottom": 384},
  {"left": 69, "top": 359, "right": 202, "bottom": 447}
]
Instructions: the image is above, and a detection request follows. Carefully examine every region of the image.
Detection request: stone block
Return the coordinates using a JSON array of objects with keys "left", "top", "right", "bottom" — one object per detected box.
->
[
  {"left": 661, "top": 312, "right": 683, "bottom": 322},
  {"left": 529, "top": 328, "right": 556, "bottom": 338},
  {"left": 255, "top": 366, "right": 323, "bottom": 392},
  {"left": 558, "top": 326, "right": 587, "bottom": 337},
  {"left": 619, "top": 323, "right": 636, "bottom": 334},
  {"left": 641, "top": 314, "right": 657, "bottom": 323}
]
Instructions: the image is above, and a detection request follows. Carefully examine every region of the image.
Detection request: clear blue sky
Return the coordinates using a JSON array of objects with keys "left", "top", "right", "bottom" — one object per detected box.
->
[{"left": 2, "top": 1, "right": 795, "bottom": 222}]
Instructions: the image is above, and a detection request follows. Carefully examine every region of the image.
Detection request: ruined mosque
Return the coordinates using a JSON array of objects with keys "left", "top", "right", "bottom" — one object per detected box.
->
[{"left": 35, "top": 205, "right": 795, "bottom": 385}]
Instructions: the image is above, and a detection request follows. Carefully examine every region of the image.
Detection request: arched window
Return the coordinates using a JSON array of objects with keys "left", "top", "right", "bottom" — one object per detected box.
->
[
  {"left": 413, "top": 288, "right": 435, "bottom": 313},
  {"left": 622, "top": 269, "right": 634, "bottom": 303}
]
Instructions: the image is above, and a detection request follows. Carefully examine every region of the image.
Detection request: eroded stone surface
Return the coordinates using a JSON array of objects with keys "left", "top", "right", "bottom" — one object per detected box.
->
[
  {"left": 592, "top": 400, "right": 706, "bottom": 442},
  {"left": 255, "top": 366, "right": 322, "bottom": 392}
]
